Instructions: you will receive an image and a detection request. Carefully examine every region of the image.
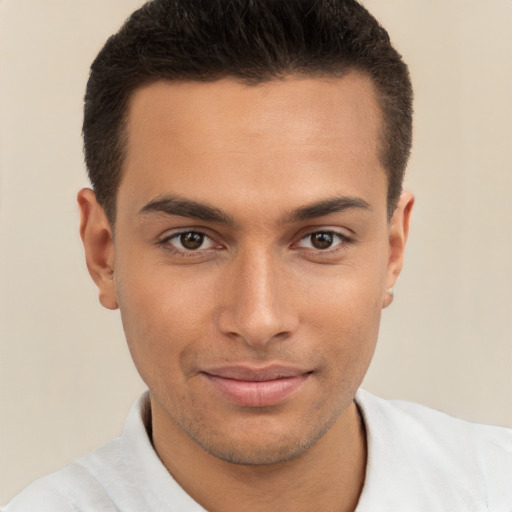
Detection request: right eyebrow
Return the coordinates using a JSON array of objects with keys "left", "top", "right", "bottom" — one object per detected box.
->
[{"left": 139, "top": 196, "right": 234, "bottom": 225}]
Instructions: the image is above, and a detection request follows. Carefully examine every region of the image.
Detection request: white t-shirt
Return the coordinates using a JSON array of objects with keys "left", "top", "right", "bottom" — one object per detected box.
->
[{"left": 3, "top": 389, "right": 512, "bottom": 511}]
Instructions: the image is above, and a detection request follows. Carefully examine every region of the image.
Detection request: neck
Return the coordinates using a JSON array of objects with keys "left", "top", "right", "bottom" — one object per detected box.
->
[{"left": 151, "top": 399, "right": 367, "bottom": 512}]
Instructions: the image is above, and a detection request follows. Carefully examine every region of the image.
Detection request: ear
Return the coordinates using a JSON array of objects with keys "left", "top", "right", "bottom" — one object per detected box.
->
[
  {"left": 77, "top": 188, "right": 118, "bottom": 310},
  {"left": 382, "top": 191, "right": 414, "bottom": 309}
]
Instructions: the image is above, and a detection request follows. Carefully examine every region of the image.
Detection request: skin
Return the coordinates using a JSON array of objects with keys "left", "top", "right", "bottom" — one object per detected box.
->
[{"left": 78, "top": 73, "right": 413, "bottom": 512}]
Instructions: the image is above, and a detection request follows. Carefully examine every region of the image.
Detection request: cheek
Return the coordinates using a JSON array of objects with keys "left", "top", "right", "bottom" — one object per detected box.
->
[
  {"left": 113, "top": 260, "right": 216, "bottom": 380},
  {"left": 307, "top": 290, "right": 382, "bottom": 361},
  {"left": 297, "top": 258, "right": 386, "bottom": 374},
  {"left": 297, "top": 253, "right": 386, "bottom": 326},
  {"left": 307, "top": 302, "right": 381, "bottom": 405}
]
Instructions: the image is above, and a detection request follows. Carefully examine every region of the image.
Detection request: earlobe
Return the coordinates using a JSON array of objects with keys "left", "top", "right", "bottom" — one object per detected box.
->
[
  {"left": 382, "top": 191, "right": 414, "bottom": 309},
  {"left": 77, "top": 188, "right": 119, "bottom": 310},
  {"left": 382, "top": 287, "right": 394, "bottom": 309}
]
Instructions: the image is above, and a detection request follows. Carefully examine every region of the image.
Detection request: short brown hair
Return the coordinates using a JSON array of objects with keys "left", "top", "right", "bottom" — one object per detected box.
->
[{"left": 83, "top": 0, "right": 413, "bottom": 223}]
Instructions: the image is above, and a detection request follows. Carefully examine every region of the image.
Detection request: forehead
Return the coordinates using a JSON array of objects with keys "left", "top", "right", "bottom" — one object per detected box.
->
[{"left": 119, "top": 73, "right": 386, "bottom": 217}]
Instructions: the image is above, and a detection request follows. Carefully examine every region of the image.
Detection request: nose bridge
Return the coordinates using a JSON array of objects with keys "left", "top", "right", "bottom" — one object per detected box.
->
[{"left": 218, "top": 246, "right": 295, "bottom": 347}]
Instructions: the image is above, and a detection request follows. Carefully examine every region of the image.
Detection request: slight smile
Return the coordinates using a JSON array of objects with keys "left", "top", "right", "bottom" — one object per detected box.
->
[{"left": 201, "top": 366, "right": 313, "bottom": 407}]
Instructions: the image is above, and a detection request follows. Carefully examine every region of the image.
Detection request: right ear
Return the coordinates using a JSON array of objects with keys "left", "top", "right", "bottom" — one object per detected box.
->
[{"left": 77, "top": 188, "right": 118, "bottom": 310}]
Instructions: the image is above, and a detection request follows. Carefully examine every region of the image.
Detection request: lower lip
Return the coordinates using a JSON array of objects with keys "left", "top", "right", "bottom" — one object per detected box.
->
[{"left": 203, "top": 373, "right": 310, "bottom": 407}]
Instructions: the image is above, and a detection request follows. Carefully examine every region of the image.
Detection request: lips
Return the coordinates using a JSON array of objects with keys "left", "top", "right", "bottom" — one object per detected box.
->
[{"left": 201, "top": 365, "right": 312, "bottom": 407}]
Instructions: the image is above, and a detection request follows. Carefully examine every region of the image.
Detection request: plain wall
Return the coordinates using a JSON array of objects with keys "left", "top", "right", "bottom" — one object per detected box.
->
[{"left": 1, "top": 0, "right": 511, "bottom": 503}]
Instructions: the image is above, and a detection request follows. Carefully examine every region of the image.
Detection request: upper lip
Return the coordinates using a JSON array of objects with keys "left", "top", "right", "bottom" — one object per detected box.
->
[{"left": 201, "top": 365, "right": 312, "bottom": 382}]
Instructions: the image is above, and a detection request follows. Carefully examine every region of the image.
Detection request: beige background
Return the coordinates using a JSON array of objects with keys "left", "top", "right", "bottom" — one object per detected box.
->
[{"left": 1, "top": 0, "right": 511, "bottom": 503}]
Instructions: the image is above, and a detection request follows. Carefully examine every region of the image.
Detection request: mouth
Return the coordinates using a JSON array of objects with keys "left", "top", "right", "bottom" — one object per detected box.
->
[{"left": 201, "top": 365, "right": 313, "bottom": 407}]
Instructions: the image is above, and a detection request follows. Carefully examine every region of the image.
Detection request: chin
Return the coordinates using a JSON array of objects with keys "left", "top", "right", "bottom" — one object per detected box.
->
[
  {"left": 198, "top": 435, "right": 315, "bottom": 466},
  {"left": 187, "top": 412, "right": 341, "bottom": 467}
]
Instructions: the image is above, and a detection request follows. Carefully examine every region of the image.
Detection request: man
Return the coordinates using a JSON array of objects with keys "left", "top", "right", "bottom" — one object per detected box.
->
[{"left": 2, "top": 0, "right": 511, "bottom": 511}]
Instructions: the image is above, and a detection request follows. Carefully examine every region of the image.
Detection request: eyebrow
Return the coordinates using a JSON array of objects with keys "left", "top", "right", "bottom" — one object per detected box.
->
[
  {"left": 139, "top": 196, "right": 234, "bottom": 225},
  {"left": 139, "top": 195, "right": 371, "bottom": 225},
  {"left": 282, "top": 196, "right": 372, "bottom": 223}
]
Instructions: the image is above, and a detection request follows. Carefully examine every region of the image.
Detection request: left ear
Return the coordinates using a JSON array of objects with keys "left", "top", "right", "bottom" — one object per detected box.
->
[{"left": 382, "top": 191, "right": 414, "bottom": 308}]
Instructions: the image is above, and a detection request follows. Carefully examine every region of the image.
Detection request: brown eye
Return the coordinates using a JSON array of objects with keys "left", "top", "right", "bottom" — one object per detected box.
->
[
  {"left": 163, "top": 230, "right": 218, "bottom": 255},
  {"left": 180, "top": 232, "right": 205, "bottom": 250},
  {"left": 310, "top": 232, "right": 334, "bottom": 249},
  {"left": 296, "top": 231, "right": 348, "bottom": 252}
]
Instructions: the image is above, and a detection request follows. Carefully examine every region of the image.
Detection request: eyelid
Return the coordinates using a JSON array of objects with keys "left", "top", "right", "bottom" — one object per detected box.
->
[{"left": 158, "top": 226, "right": 215, "bottom": 242}]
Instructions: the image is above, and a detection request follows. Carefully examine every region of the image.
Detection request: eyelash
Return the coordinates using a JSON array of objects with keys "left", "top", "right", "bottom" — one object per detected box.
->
[{"left": 158, "top": 229, "right": 354, "bottom": 257}]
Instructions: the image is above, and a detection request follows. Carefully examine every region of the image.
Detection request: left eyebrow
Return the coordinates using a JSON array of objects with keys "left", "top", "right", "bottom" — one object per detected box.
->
[{"left": 282, "top": 196, "right": 372, "bottom": 223}]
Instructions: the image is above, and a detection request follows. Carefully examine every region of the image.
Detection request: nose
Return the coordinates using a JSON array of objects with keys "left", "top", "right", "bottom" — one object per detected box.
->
[{"left": 217, "top": 249, "right": 298, "bottom": 349}]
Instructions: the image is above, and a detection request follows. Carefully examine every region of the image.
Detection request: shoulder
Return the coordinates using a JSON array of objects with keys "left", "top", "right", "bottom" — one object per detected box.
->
[
  {"left": 2, "top": 392, "right": 207, "bottom": 512},
  {"left": 355, "top": 389, "right": 512, "bottom": 511},
  {"left": 366, "top": 390, "right": 512, "bottom": 459},
  {"left": 1, "top": 440, "right": 125, "bottom": 512},
  {"left": 1, "top": 392, "right": 195, "bottom": 512},
  {"left": 1, "top": 393, "right": 150, "bottom": 512}
]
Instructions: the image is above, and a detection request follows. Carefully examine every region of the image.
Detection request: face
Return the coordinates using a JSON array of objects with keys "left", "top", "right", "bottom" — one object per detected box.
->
[{"left": 79, "top": 73, "right": 412, "bottom": 466}]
